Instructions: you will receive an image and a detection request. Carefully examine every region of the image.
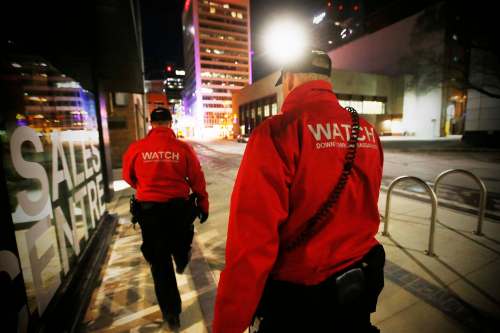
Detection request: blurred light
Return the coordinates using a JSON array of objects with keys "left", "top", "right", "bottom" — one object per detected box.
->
[
  {"left": 11, "top": 62, "right": 22, "bottom": 68},
  {"left": 184, "top": 0, "right": 191, "bottom": 12},
  {"left": 353, "top": 4, "right": 360, "bottom": 11},
  {"left": 338, "top": 4, "right": 344, "bottom": 11},
  {"left": 452, "top": 34, "right": 458, "bottom": 41},
  {"left": 328, "top": 40, "right": 333, "bottom": 44},
  {"left": 56, "top": 81, "right": 80, "bottom": 89},
  {"left": 40, "top": 62, "right": 47, "bottom": 67},
  {"left": 313, "top": 12, "right": 326, "bottom": 24},
  {"left": 189, "top": 26, "right": 195, "bottom": 35},
  {"left": 201, "top": 87, "right": 214, "bottom": 93},
  {"left": 334, "top": 21, "right": 340, "bottom": 26},
  {"left": 263, "top": 18, "right": 309, "bottom": 65},
  {"left": 341, "top": 28, "right": 348, "bottom": 39},
  {"left": 175, "top": 70, "right": 186, "bottom": 75}
]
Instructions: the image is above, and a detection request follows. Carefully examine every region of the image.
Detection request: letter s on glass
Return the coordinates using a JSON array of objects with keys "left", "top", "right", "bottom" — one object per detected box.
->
[{"left": 10, "top": 126, "right": 51, "bottom": 218}]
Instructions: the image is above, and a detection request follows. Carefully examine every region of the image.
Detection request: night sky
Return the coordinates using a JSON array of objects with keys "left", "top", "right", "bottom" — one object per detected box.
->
[{"left": 140, "top": 0, "right": 326, "bottom": 80}]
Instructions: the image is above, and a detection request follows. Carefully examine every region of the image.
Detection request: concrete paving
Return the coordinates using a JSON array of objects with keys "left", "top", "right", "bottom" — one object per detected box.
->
[{"left": 80, "top": 139, "right": 500, "bottom": 332}]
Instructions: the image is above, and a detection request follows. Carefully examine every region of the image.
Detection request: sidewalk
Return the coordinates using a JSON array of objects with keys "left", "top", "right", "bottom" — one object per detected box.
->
[
  {"left": 373, "top": 191, "right": 500, "bottom": 332},
  {"left": 79, "top": 187, "right": 208, "bottom": 333},
  {"left": 79, "top": 164, "right": 500, "bottom": 332}
]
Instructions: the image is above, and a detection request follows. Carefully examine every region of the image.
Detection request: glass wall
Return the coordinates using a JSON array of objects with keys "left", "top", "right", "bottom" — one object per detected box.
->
[
  {"left": 337, "top": 94, "right": 387, "bottom": 115},
  {"left": 1, "top": 56, "right": 106, "bottom": 317},
  {"left": 238, "top": 94, "right": 277, "bottom": 135}
]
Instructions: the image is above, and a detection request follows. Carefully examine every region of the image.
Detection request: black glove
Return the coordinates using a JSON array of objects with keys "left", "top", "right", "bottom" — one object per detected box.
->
[{"left": 199, "top": 211, "right": 209, "bottom": 224}]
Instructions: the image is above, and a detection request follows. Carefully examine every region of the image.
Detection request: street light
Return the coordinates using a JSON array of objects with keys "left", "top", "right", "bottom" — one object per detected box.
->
[{"left": 263, "top": 18, "right": 309, "bottom": 65}]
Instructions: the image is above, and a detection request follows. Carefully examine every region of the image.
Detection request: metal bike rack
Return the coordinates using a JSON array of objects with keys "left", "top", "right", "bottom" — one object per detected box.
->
[
  {"left": 434, "top": 169, "right": 488, "bottom": 236},
  {"left": 383, "top": 176, "right": 438, "bottom": 256}
]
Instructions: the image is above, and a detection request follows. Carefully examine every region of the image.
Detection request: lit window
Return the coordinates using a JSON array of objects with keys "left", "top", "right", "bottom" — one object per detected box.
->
[
  {"left": 237, "top": 13, "right": 243, "bottom": 19},
  {"left": 362, "top": 101, "right": 385, "bottom": 115},
  {"left": 210, "top": 7, "right": 216, "bottom": 14},
  {"left": 223, "top": 4, "right": 229, "bottom": 8},
  {"left": 271, "top": 103, "right": 278, "bottom": 115},
  {"left": 231, "top": 11, "right": 236, "bottom": 18},
  {"left": 264, "top": 105, "right": 270, "bottom": 117}
]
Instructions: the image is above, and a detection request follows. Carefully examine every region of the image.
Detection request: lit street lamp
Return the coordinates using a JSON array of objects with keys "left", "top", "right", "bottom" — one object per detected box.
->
[{"left": 263, "top": 18, "right": 310, "bottom": 65}]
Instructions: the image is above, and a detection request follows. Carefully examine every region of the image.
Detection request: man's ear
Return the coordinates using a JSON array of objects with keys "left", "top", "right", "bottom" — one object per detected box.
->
[{"left": 287, "top": 73, "right": 295, "bottom": 92}]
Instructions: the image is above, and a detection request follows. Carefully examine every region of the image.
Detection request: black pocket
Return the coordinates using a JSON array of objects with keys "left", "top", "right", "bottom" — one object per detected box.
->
[{"left": 335, "top": 268, "right": 366, "bottom": 306}]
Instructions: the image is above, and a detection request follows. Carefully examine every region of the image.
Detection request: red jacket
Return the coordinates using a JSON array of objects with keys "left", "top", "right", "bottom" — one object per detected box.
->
[
  {"left": 213, "top": 80, "right": 383, "bottom": 333},
  {"left": 122, "top": 127, "right": 209, "bottom": 213}
]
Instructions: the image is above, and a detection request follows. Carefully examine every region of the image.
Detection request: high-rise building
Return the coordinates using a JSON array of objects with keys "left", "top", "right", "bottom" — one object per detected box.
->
[{"left": 182, "top": 0, "right": 251, "bottom": 137}]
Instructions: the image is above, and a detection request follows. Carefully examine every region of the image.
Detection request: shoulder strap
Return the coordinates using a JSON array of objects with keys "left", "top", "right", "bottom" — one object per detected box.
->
[{"left": 284, "top": 106, "right": 360, "bottom": 252}]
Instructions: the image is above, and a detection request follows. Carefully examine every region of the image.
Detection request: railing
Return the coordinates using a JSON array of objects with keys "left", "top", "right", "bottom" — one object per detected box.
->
[
  {"left": 382, "top": 176, "right": 438, "bottom": 256},
  {"left": 434, "top": 169, "right": 488, "bottom": 236}
]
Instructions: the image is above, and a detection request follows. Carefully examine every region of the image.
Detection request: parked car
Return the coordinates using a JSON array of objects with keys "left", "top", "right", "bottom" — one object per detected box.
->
[{"left": 236, "top": 133, "right": 250, "bottom": 143}]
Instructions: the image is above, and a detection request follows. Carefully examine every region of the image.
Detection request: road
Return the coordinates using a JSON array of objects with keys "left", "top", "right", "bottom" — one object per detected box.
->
[{"left": 191, "top": 140, "right": 500, "bottom": 219}]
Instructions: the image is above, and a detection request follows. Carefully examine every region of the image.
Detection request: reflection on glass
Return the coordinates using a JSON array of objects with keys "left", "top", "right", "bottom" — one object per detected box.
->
[{"left": 1, "top": 56, "right": 106, "bottom": 317}]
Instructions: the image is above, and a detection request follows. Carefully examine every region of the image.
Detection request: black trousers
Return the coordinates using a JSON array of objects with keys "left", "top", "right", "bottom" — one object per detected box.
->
[
  {"left": 137, "top": 199, "right": 194, "bottom": 318},
  {"left": 251, "top": 244, "right": 385, "bottom": 333}
]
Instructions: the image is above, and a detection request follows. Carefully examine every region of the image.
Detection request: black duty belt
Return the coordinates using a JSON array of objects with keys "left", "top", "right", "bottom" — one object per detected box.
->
[{"left": 137, "top": 197, "right": 187, "bottom": 211}]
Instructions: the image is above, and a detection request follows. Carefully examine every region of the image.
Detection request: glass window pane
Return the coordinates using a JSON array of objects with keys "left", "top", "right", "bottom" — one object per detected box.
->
[
  {"left": 271, "top": 103, "right": 278, "bottom": 115},
  {"left": 1, "top": 58, "right": 107, "bottom": 316},
  {"left": 264, "top": 105, "right": 270, "bottom": 117},
  {"left": 362, "top": 101, "right": 385, "bottom": 114}
]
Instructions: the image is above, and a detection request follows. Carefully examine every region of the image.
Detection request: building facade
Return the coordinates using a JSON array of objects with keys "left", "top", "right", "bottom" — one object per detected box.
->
[
  {"left": 182, "top": 0, "right": 252, "bottom": 137},
  {"left": 233, "top": 3, "right": 482, "bottom": 140},
  {"left": 232, "top": 69, "right": 404, "bottom": 137},
  {"left": 0, "top": 1, "right": 145, "bottom": 331}
]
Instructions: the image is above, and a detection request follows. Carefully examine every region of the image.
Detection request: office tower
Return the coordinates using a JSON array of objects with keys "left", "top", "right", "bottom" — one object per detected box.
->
[{"left": 182, "top": 0, "right": 251, "bottom": 137}]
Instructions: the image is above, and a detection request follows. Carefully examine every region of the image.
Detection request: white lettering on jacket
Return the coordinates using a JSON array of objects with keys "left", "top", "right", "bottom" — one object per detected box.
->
[
  {"left": 141, "top": 151, "right": 180, "bottom": 162},
  {"left": 307, "top": 122, "right": 378, "bottom": 150}
]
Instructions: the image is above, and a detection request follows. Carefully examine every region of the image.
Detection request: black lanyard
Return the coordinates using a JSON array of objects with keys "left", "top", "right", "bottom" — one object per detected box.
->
[{"left": 284, "top": 106, "right": 360, "bottom": 252}]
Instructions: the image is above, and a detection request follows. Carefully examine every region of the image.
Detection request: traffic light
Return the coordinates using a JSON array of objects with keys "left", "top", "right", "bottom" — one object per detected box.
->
[{"left": 165, "top": 65, "right": 173, "bottom": 73}]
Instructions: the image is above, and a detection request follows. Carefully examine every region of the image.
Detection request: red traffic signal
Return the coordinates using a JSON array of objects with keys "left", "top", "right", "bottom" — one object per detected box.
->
[{"left": 165, "top": 65, "right": 173, "bottom": 72}]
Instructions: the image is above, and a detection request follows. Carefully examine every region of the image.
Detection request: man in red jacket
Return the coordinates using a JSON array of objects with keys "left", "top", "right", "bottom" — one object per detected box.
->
[
  {"left": 122, "top": 107, "right": 209, "bottom": 330},
  {"left": 213, "top": 50, "right": 385, "bottom": 332}
]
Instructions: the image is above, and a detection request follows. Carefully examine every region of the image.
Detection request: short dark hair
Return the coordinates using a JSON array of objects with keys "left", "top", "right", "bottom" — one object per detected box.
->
[{"left": 150, "top": 107, "right": 172, "bottom": 122}]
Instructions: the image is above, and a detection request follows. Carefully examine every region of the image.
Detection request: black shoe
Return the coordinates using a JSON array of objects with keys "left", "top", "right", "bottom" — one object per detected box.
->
[
  {"left": 165, "top": 313, "right": 180, "bottom": 331},
  {"left": 175, "top": 250, "right": 192, "bottom": 274}
]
